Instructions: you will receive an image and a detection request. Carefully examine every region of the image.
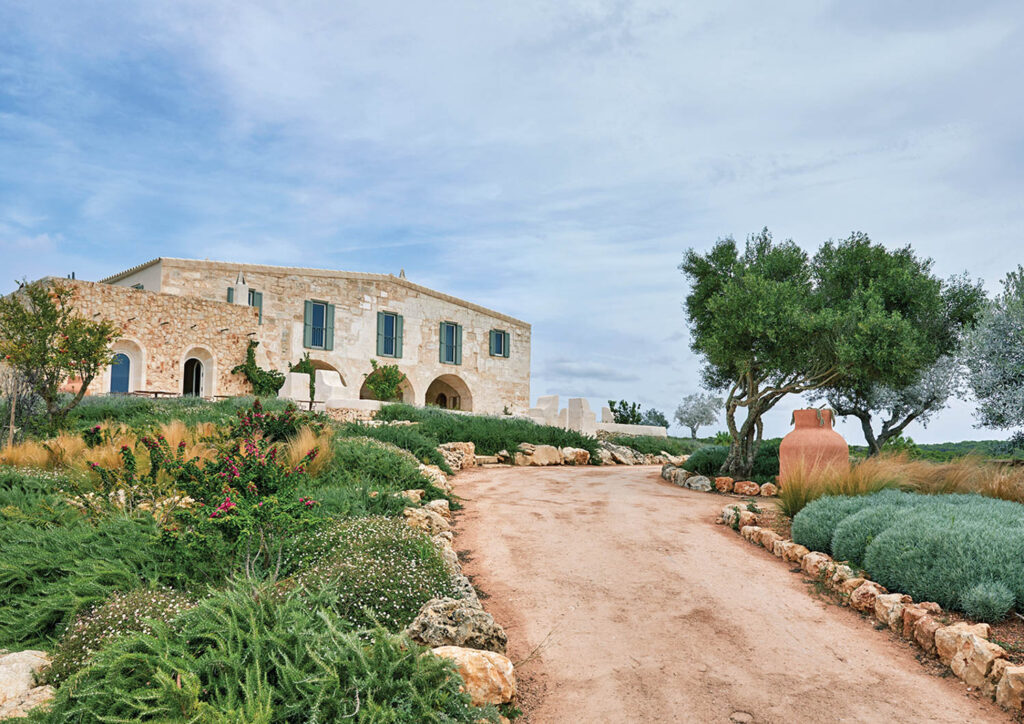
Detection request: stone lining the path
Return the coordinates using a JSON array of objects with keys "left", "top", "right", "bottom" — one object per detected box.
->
[
  {"left": 716, "top": 502, "right": 1024, "bottom": 713},
  {"left": 660, "top": 464, "right": 778, "bottom": 497}
]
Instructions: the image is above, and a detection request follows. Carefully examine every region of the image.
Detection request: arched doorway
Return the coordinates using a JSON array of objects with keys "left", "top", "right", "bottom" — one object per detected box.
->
[
  {"left": 183, "top": 358, "right": 204, "bottom": 397},
  {"left": 424, "top": 374, "right": 473, "bottom": 411},
  {"left": 359, "top": 370, "right": 415, "bottom": 403},
  {"left": 110, "top": 353, "right": 131, "bottom": 394}
]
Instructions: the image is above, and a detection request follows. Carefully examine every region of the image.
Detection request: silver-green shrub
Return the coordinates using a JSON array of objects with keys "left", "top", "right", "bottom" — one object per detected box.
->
[{"left": 960, "top": 581, "right": 1016, "bottom": 623}]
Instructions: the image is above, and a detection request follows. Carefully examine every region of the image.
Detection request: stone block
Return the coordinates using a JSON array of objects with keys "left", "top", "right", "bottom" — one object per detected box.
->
[
  {"left": 733, "top": 480, "right": 760, "bottom": 496},
  {"left": 935, "top": 622, "right": 992, "bottom": 666},
  {"left": 951, "top": 634, "right": 1007, "bottom": 689},
  {"left": 714, "top": 477, "right": 734, "bottom": 493},
  {"left": 914, "top": 615, "right": 943, "bottom": 654},
  {"left": 996, "top": 665, "right": 1024, "bottom": 711},
  {"left": 801, "top": 551, "right": 833, "bottom": 578},
  {"left": 759, "top": 482, "right": 778, "bottom": 496},
  {"left": 849, "top": 581, "right": 887, "bottom": 613}
]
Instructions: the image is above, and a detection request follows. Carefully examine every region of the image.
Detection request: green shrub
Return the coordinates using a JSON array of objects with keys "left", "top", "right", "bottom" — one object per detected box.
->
[
  {"left": 684, "top": 440, "right": 780, "bottom": 484},
  {"left": 960, "top": 581, "right": 1016, "bottom": 623},
  {"left": 319, "top": 437, "right": 446, "bottom": 499},
  {"left": 340, "top": 423, "right": 451, "bottom": 472},
  {"left": 63, "top": 395, "right": 295, "bottom": 432},
  {"left": 284, "top": 517, "right": 457, "bottom": 630},
  {"left": 0, "top": 515, "right": 219, "bottom": 649},
  {"left": 230, "top": 340, "right": 285, "bottom": 397},
  {"left": 791, "top": 495, "right": 874, "bottom": 555},
  {"left": 44, "top": 587, "right": 195, "bottom": 685},
  {"left": 377, "top": 404, "right": 600, "bottom": 460},
  {"left": 0, "top": 468, "right": 80, "bottom": 527},
  {"left": 830, "top": 502, "right": 911, "bottom": 567},
  {"left": 43, "top": 582, "right": 489, "bottom": 723}
]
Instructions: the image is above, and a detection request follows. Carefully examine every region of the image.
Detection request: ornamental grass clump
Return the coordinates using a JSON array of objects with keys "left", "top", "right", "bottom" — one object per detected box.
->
[
  {"left": 43, "top": 582, "right": 489, "bottom": 723},
  {"left": 44, "top": 587, "right": 196, "bottom": 685}
]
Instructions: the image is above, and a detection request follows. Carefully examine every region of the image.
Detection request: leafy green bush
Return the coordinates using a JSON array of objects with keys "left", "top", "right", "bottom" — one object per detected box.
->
[
  {"left": 0, "top": 468, "right": 80, "bottom": 527},
  {"left": 42, "top": 582, "right": 489, "bottom": 723},
  {"left": 315, "top": 437, "right": 447, "bottom": 508},
  {"left": 607, "top": 435, "right": 701, "bottom": 457},
  {"left": 230, "top": 340, "right": 285, "bottom": 396},
  {"left": 377, "top": 404, "right": 600, "bottom": 460},
  {"left": 960, "top": 581, "right": 1016, "bottom": 623},
  {"left": 44, "top": 587, "right": 195, "bottom": 685},
  {"left": 340, "top": 423, "right": 451, "bottom": 473},
  {"left": 830, "top": 502, "right": 911, "bottom": 567},
  {"left": 63, "top": 395, "right": 295, "bottom": 432},
  {"left": 284, "top": 517, "right": 457, "bottom": 630},
  {"left": 684, "top": 440, "right": 780, "bottom": 483}
]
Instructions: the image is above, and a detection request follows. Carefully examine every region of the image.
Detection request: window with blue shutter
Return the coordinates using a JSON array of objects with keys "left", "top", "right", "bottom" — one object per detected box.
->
[
  {"left": 440, "top": 322, "right": 462, "bottom": 364},
  {"left": 303, "top": 300, "right": 334, "bottom": 350},
  {"left": 489, "top": 329, "right": 510, "bottom": 357},
  {"left": 248, "top": 290, "right": 263, "bottom": 324},
  {"left": 226, "top": 287, "right": 234, "bottom": 303},
  {"left": 377, "top": 312, "right": 403, "bottom": 358}
]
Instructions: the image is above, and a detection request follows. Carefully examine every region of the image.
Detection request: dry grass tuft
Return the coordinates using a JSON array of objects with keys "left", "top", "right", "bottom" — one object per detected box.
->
[
  {"left": 777, "top": 452, "right": 1024, "bottom": 517},
  {"left": 283, "top": 426, "right": 334, "bottom": 477}
]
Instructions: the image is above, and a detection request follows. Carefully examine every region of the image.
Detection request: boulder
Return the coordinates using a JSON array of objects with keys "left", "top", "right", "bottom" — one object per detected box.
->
[
  {"left": 401, "top": 489, "right": 425, "bottom": 503},
  {"left": 733, "top": 480, "right": 760, "bottom": 496},
  {"left": 431, "top": 646, "right": 516, "bottom": 706},
  {"left": 759, "top": 483, "right": 778, "bottom": 497},
  {"left": 685, "top": 475, "right": 712, "bottom": 492},
  {"left": 561, "top": 447, "right": 591, "bottom": 465},
  {"left": 740, "top": 525, "right": 762, "bottom": 542},
  {"left": 828, "top": 564, "right": 855, "bottom": 589},
  {"left": 0, "top": 650, "right": 52, "bottom": 719},
  {"left": 661, "top": 452, "right": 686, "bottom": 466},
  {"left": 403, "top": 507, "right": 451, "bottom": 535},
  {"left": 718, "top": 503, "right": 744, "bottom": 525},
  {"left": 872, "top": 593, "right": 912, "bottom": 629},
  {"left": 935, "top": 622, "right": 992, "bottom": 666},
  {"left": 989, "top": 659, "right": 1011, "bottom": 699},
  {"left": 597, "top": 448, "right": 614, "bottom": 465},
  {"left": 838, "top": 577, "right": 867, "bottom": 596},
  {"left": 913, "top": 615, "right": 943, "bottom": 655},
  {"left": 782, "top": 543, "right": 810, "bottom": 564},
  {"left": 849, "top": 581, "right": 887, "bottom": 613},
  {"left": 424, "top": 498, "right": 452, "bottom": 520},
  {"left": 670, "top": 468, "right": 694, "bottom": 486},
  {"left": 407, "top": 598, "right": 508, "bottom": 654},
  {"left": 514, "top": 444, "right": 563, "bottom": 466},
  {"left": 996, "top": 665, "right": 1024, "bottom": 711},
  {"left": 419, "top": 464, "right": 452, "bottom": 493},
  {"left": 439, "top": 442, "right": 476, "bottom": 469},
  {"left": 900, "top": 603, "right": 940, "bottom": 639},
  {"left": 801, "top": 552, "right": 833, "bottom": 578},
  {"left": 661, "top": 463, "right": 677, "bottom": 480},
  {"left": 736, "top": 510, "right": 758, "bottom": 528},
  {"left": 771, "top": 539, "right": 791, "bottom": 557},
  {"left": 714, "top": 477, "right": 734, "bottom": 493},
  {"left": 951, "top": 634, "right": 1007, "bottom": 689},
  {"left": 433, "top": 536, "right": 460, "bottom": 572},
  {"left": 758, "top": 529, "right": 783, "bottom": 550},
  {"left": 607, "top": 444, "right": 638, "bottom": 466}
]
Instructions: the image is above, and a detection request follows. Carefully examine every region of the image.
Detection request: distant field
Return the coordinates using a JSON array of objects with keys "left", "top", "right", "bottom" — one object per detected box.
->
[{"left": 849, "top": 439, "right": 1015, "bottom": 462}]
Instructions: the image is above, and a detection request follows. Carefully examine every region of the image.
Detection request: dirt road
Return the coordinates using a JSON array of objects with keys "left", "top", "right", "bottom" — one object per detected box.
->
[{"left": 454, "top": 465, "right": 1008, "bottom": 723}]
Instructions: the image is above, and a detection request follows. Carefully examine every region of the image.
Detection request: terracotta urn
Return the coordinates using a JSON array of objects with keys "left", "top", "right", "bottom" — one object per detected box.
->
[{"left": 778, "top": 409, "right": 848, "bottom": 483}]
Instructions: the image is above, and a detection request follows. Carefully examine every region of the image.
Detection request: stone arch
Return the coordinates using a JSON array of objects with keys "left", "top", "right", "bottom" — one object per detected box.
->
[
  {"left": 107, "top": 338, "right": 145, "bottom": 393},
  {"left": 359, "top": 371, "right": 415, "bottom": 404},
  {"left": 181, "top": 346, "right": 215, "bottom": 398},
  {"left": 425, "top": 374, "right": 473, "bottom": 411},
  {"left": 307, "top": 358, "right": 346, "bottom": 387}
]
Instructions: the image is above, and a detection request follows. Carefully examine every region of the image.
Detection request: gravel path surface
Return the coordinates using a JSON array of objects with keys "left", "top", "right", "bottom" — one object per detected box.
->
[{"left": 454, "top": 465, "right": 1009, "bottom": 723}]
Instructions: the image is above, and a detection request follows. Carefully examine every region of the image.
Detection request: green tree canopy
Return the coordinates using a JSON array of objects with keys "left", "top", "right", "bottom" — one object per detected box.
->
[
  {"left": 681, "top": 229, "right": 981, "bottom": 478},
  {"left": 0, "top": 279, "right": 119, "bottom": 432}
]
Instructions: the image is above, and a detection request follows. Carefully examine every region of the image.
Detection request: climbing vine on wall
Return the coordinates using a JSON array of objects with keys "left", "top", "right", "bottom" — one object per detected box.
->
[{"left": 231, "top": 341, "right": 285, "bottom": 397}]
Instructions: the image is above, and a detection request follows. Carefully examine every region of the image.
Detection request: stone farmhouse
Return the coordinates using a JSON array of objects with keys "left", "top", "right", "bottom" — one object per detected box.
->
[{"left": 63, "top": 258, "right": 531, "bottom": 414}]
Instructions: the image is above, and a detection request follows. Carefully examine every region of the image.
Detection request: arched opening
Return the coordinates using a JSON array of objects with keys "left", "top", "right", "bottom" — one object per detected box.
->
[
  {"left": 306, "top": 359, "right": 346, "bottom": 403},
  {"left": 183, "top": 358, "right": 204, "bottom": 396},
  {"left": 424, "top": 374, "right": 473, "bottom": 411},
  {"left": 110, "top": 353, "right": 131, "bottom": 394},
  {"left": 108, "top": 339, "right": 144, "bottom": 394},
  {"left": 359, "top": 371, "right": 415, "bottom": 403},
  {"left": 181, "top": 346, "right": 215, "bottom": 398}
]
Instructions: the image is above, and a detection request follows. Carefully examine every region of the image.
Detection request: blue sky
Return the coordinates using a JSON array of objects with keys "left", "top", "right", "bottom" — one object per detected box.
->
[{"left": 2, "top": 1, "right": 1023, "bottom": 442}]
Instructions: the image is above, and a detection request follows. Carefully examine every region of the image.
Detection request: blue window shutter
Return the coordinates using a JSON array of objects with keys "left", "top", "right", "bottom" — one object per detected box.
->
[
  {"left": 489, "top": 330, "right": 496, "bottom": 356},
  {"left": 303, "top": 300, "right": 313, "bottom": 348},
  {"left": 251, "top": 291, "right": 263, "bottom": 324},
  {"left": 439, "top": 322, "right": 447, "bottom": 363},
  {"left": 324, "top": 304, "right": 335, "bottom": 351},
  {"left": 503, "top": 331, "right": 510, "bottom": 358},
  {"left": 395, "top": 314, "right": 404, "bottom": 358},
  {"left": 376, "top": 311, "right": 385, "bottom": 356},
  {"left": 226, "top": 287, "right": 234, "bottom": 303},
  {"left": 455, "top": 324, "right": 463, "bottom": 365}
]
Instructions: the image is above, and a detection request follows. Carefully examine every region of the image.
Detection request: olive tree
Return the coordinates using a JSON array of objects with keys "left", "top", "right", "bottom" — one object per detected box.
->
[
  {"left": 965, "top": 267, "right": 1024, "bottom": 429},
  {"left": 681, "top": 230, "right": 983, "bottom": 478},
  {"left": 0, "top": 279, "right": 119, "bottom": 432},
  {"left": 674, "top": 392, "right": 720, "bottom": 438},
  {"left": 816, "top": 355, "right": 965, "bottom": 456}
]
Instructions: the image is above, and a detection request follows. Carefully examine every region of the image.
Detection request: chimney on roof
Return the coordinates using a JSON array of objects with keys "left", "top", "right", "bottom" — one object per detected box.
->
[
  {"left": 232, "top": 271, "right": 249, "bottom": 306},
  {"left": 399, "top": 269, "right": 406, "bottom": 279}
]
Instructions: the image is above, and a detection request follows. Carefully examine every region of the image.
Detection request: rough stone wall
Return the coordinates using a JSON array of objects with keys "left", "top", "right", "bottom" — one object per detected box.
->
[
  {"left": 63, "top": 279, "right": 257, "bottom": 398},
  {"left": 144, "top": 259, "right": 531, "bottom": 414}
]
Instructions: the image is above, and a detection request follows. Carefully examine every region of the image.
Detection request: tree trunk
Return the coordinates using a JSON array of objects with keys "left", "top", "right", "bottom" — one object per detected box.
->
[{"left": 689, "top": 426, "right": 698, "bottom": 439}]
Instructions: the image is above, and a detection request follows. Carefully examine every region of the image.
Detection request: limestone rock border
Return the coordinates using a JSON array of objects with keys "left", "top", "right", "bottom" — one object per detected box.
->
[
  {"left": 662, "top": 465, "right": 778, "bottom": 498},
  {"left": 717, "top": 504, "right": 1024, "bottom": 713}
]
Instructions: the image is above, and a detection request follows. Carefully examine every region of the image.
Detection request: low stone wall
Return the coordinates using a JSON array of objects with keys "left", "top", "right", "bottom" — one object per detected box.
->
[
  {"left": 719, "top": 503, "right": 1024, "bottom": 713},
  {"left": 660, "top": 464, "right": 778, "bottom": 497}
]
